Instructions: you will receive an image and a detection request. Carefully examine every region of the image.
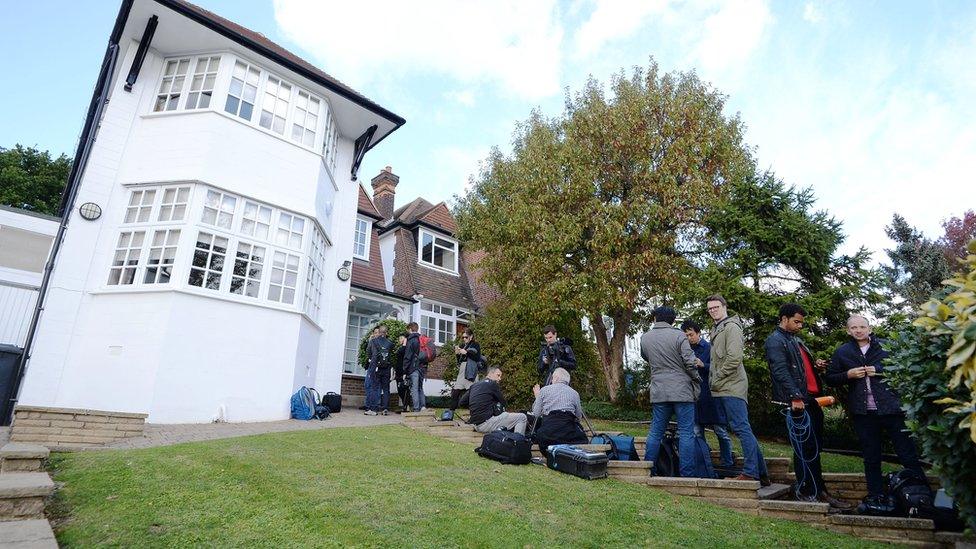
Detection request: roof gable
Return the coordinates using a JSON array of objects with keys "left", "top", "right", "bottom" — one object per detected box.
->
[
  {"left": 418, "top": 202, "right": 458, "bottom": 234},
  {"left": 357, "top": 185, "right": 382, "bottom": 219}
]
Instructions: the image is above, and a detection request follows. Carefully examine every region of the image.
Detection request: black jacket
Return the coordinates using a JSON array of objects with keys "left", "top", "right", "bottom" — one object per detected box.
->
[
  {"left": 368, "top": 336, "right": 393, "bottom": 371},
  {"left": 826, "top": 336, "right": 904, "bottom": 415},
  {"left": 393, "top": 347, "right": 406, "bottom": 382},
  {"left": 538, "top": 340, "right": 577, "bottom": 381},
  {"left": 457, "top": 341, "right": 482, "bottom": 364},
  {"left": 458, "top": 378, "right": 505, "bottom": 425},
  {"left": 764, "top": 327, "right": 822, "bottom": 402},
  {"left": 403, "top": 333, "right": 421, "bottom": 376}
]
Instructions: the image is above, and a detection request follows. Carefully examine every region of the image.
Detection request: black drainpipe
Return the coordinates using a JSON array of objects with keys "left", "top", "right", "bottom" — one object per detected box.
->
[{"left": 2, "top": 0, "right": 134, "bottom": 425}]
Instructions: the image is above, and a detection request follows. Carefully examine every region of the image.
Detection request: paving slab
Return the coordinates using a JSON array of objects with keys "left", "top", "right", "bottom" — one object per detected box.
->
[{"left": 0, "top": 519, "right": 57, "bottom": 548}]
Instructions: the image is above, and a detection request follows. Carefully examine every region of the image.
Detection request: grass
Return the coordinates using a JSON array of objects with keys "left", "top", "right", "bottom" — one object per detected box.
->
[
  {"left": 48, "top": 425, "right": 893, "bottom": 548},
  {"left": 589, "top": 419, "right": 896, "bottom": 475}
]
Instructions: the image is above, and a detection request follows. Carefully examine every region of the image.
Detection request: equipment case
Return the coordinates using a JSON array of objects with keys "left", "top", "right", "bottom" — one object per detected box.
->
[{"left": 546, "top": 444, "right": 609, "bottom": 480}]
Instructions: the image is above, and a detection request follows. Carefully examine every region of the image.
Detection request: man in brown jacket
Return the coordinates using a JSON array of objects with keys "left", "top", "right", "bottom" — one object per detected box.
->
[{"left": 707, "top": 294, "right": 768, "bottom": 484}]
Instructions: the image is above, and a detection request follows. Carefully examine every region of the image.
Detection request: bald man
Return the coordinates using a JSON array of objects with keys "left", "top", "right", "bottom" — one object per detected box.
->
[{"left": 826, "top": 314, "right": 923, "bottom": 508}]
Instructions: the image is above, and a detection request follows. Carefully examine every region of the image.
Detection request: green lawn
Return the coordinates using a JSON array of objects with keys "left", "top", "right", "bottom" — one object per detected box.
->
[
  {"left": 49, "top": 425, "right": 891, "bottom": 547},
  {"left": 588, "top": 419, "right": 894, "bottom": 475}
]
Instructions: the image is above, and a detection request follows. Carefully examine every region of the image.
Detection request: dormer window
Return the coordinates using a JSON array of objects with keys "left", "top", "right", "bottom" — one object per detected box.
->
[
  {"left": 418, "top": 228, "right": 457, "bottom": 274},
  {"left": 353, "top": 216, "right": 371, "bottom": 260}
]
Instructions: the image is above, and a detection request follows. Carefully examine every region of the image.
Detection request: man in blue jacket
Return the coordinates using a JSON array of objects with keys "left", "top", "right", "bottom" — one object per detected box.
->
[
  {"left": 826, "top": 314, "right": 923, "bottom": 507},
  {"left": 681, "top": 319, "right": 734, "bottom": 470}
]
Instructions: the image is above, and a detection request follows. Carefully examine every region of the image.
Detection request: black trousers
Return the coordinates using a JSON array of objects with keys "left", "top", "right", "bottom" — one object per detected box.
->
[
  {"left": 449, "top": 389, "right": 467, "bottom": 411},
  {"left": 535, "top": 411, "right": 588, "bottom": 456},
  {"left": 852, "top": 412, "right": 924, "bottom": 496},
  {"left": 792, "top": 399, "right": 826, "bottom": 497}
]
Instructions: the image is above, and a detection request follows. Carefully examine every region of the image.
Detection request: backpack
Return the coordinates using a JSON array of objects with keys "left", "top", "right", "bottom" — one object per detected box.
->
[
  {"left": 887, "top": 469, "right": 934, "bottom": 519},
  {"left": 290, "top": 386, "right": 315, "bottom": 420},
  {"left": 308, "top": 388, "right": 330, "bottom": 420},
  {"left": 418, "top": 335, "right": 435, "bottom": 364},
  {"left": 375, "top": 349, "right": 392, "bottom": 370},
  {"left": 591, "top": 433, "right": 640, "bottom": 461}
]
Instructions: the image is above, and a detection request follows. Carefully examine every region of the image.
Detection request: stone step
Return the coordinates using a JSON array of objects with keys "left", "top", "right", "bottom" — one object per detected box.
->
[
  {"left": 756, "top": 483, "right": 791, "bottom": 500},
  {"left": 757, "top": 499, "right": 831, "bottom": 523},
  {"left": 0, "top": 444, "right": 50, "bottom": 474},
  {"left": 824, "top": 515, "right": 937, "bottom": 544},
  {"left": 0, "top": 473, "right": 55, "bottom": 521},
  {"left": 606, "top": 460, "right": 653, "bottom": 479},
  {"left": 0, "top": 519, "right": 58, "bottom": 548}
]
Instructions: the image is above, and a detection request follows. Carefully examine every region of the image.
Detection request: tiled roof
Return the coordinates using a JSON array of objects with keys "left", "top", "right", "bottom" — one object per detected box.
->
[
  {"left": 357, "top": 186, "right": 382, "bottom": 219},
  {"left": 350, "top": 226, "right": 386, "bottom": 294},
  {"left": 390, "top": 197, "right": 436, "bottom": 226},
  {"left": 391, "top": 227, "right": 477, "bottom": 310}
]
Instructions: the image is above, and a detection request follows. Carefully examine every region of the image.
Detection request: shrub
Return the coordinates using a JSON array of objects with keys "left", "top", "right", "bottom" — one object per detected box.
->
[{"left": 885, "top": 239, "right": 976, "bottom": 532}]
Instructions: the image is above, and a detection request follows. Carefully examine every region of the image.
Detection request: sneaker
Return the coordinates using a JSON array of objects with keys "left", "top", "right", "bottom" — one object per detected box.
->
[
  {"left": 759, "top": 475, "right": 771, "bottom": 487},
  {"left": 381, "top": 409, "right": 389, "bottom": 416},
  {"left": 420, "top": 407, "right": 427, "bottom": 411},
  {"left": 364, "top": 410, "right": 377, "bottom": 416}
]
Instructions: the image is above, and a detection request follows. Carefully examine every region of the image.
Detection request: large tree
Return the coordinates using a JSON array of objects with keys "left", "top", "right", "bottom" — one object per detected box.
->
[
  {"left": 939, "top": 209, "right": 976, "bottom": 265},
  {"left": 0, "top": 145, "right": 71, "bottom": 216},
  {"left": 456, "top": 61, "right": 752, "bottom": 402},
  {"left": 881, "top": 213, "right": 951, "bottom": 312},
  {"left": 675, "top": 172, "right": 885, "bottom": 435}
]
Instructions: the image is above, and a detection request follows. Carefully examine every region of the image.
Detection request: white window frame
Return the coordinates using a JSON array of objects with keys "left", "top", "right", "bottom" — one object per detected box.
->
[
  {"left": 258, "top": 75, "right": 292, "bottom": 135},
  {"left": 420, "top": 301, "right": 456, "bottom": 346},
  {"left": 188, "top": 231, "right": 229, "bottom": 291},
  {"left": 123, "top": 189, "right": 157, "bottom": 224},
  {"left": 224, "top": 59, "right": 261, "bottom": 121},
  {"left": 107, "top": 231, "right": 146, "bottom": 285},
  {"left": 417, "top": 228, "right": 459, "bottom": 274},
  {"left": 143, "top": 229, "right": 180, "bottom": 284},
  {"left": 184, "top": 56, "right": 221, "bottom": 110},
  {"left": 291, "top": 90, "right": 320, "bottom": 147},
  {"left": 240, "top": 200, "right": 273, "bottom": 241},
  {"left": 275, "top": 212, "right": 305, "bottom": 250},
  {"left": 353, "top": 216, "right": 371, "bottom": 260},
  {"left": 153, "top": 58, "right": 191, "bottom": 112},
  {"left": 321, "top": 101, "right": 339, "bottom": 174},
  {"left": 201, "top": 189, "right": 238, "bottom": 230},
  {"left": 268, "top": 250, "right": 301, "bottom": 304},
  {"left": 157, "top": 186, "right": 191, "bottom": 222},
  {"left": 303, "top": 228, "right": 327, "bottom": 319},
  {"left": 229, "top": 241, "right": 266, "bottom": 298}
]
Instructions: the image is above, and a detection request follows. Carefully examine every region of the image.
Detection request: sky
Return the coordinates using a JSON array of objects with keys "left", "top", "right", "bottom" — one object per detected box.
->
[{"left": 1, "top": 0, "right": 974, "bottom": 262}]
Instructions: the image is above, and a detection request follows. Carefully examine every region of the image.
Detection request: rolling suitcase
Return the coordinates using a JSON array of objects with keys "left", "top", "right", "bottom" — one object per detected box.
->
[
  {"left": 475, "top": 430, "right": 532, "bottom": 465},
  {"left": 546, "top": 444, "right": 609, "bottom": 480}
]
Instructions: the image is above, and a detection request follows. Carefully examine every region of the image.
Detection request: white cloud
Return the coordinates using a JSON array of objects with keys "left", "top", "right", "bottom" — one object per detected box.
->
[
  {"left": 694, "top": 0, "right": 772, "bottom": 74},
  {"left": 573, "top": 0, "right": 670, "bottom": 57},
  {"left": 272, "top": 0, "right": 564, "bottom": 99},
  {"left": 803, "top": 3, "right": 823, "bottom": 24},
  {"left": 444, "top": 89, "right": 476, "bottom": 107}
]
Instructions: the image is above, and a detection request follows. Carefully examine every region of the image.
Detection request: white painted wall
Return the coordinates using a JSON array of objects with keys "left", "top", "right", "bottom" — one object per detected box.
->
[{"left": 20, "top": 35, "right": 373, "bottom": 423}]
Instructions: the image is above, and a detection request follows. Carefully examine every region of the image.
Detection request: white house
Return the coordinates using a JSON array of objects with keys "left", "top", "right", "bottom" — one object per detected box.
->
[{"left": 15, "top": 0, "right": 404, "bottom": 424}]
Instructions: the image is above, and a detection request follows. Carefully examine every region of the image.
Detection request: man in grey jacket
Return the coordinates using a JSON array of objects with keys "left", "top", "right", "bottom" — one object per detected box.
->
[
  {"left": 640, "top": 306, "right": 701, "bottom": 477},
  {"left": 707, "top": 294, "right": 768, "bottom": 484}
]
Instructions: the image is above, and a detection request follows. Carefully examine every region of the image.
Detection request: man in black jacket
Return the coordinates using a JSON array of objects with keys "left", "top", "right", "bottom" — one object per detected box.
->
[
  {"left": 538, "top": 325, "right": 577, "bottom": 385},
  {"left": 826, "top": 314, "right": 923, "bottom": 505},
  {"left": 459, "top": 366, "right": 527, "bottom": 434},
  {"left": 403, "top": 322, "right": 426, "bottom": 412},
  {"left": 765, "top": 303, "right": 851, "bottom": 510},
  {"left": 366, "top": 325, "right": 394, "bottom": 416}
]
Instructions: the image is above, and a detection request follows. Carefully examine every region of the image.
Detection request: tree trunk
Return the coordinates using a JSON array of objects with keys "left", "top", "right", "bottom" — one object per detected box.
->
[{"left": 592, "top": 311, "right": 631, "bottom": 403}]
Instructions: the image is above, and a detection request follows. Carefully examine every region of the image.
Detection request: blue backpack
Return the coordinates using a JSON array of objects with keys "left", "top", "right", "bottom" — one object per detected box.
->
[
  {"left": 290, "top": 386, "right": 316, "bottom": 420},
  {"left": 591, "top": 433, "right": 640, "bottom": 461}
]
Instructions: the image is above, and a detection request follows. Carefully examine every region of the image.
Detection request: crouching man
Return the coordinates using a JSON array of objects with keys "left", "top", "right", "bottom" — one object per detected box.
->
[
  {"left": 459, "top": 366, "right": 527, "bottom": 435},
  {"left": 531, "top": 368, "right": 588, "bottom": 456}
]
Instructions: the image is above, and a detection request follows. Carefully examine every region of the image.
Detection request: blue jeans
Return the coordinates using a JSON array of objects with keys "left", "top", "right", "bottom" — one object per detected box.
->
[
  {"left": 694, "top": 423, "right": 735, "bottom": 468},
  {"left": 644, "top": 402, "right": 697, "bottom": 477},
  {"left": 364, "top": 367, "right": 380, "bottom": 411},
  {"left": 409, "top": 370, "right": 426, "bottom": 411},
  {"left": 716, "top": 396, "right": 767, "bottom": 479}
]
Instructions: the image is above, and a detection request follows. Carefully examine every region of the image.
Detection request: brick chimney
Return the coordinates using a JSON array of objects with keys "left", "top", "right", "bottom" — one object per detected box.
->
[{"left": 371, "top": 166, "right": 398, "bottom": 221}]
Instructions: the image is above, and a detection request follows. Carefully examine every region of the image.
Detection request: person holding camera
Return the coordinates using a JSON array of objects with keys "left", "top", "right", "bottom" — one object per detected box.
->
[
  {"left": 459, "top": 366, "right": 527, "bottom": 434},
  {"left": 538, "top": 325, "right": 577, "bottom": 385},
  {"left": 531, "top": 368, "right": 588, "bottom": 456},
  {"left": 826, "top": 314, "right": 923, "bottom": 509},
  {"left": 450, "top": 328, "right": 481, "bottom": 411}
]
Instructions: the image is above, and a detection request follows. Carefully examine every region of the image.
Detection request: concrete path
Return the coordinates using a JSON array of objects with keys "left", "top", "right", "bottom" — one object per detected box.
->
[{"left": 103, "top": 412, "right": 404, "bottom": 450}]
